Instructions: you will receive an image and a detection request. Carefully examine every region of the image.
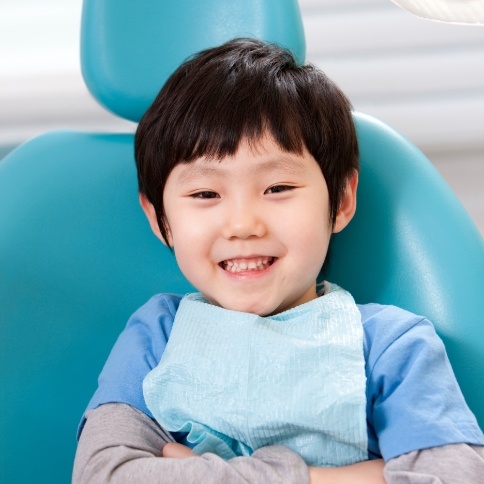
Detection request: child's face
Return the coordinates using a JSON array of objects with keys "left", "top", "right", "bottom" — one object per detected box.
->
[{"left": 142, "top": 134, "right": 356, "bottom": 316}]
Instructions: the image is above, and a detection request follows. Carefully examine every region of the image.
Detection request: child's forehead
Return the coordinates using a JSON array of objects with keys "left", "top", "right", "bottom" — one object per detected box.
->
[{"left": 172, "top": 138, "right": 314, "bottom": 184}]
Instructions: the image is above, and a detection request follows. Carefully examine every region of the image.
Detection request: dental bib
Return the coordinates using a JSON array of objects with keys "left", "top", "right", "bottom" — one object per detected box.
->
[{"left": 143, "top": 283, "right": 367, "bottom": 466}]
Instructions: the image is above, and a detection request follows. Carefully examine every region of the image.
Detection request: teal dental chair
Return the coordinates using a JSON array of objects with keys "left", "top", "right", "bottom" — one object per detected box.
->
[{"left": 0, "top": 0, "right": 483, "bottom": 482}]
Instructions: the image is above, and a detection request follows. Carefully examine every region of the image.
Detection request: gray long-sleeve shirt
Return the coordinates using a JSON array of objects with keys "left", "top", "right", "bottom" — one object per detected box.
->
[{"left": 73, "top": 403, "right": 484, "bottom": 483}]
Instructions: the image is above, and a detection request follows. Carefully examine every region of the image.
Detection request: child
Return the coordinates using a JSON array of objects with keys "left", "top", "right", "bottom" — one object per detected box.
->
[{"left": 73, "top": 38, "right": 484, "bottom": 483}]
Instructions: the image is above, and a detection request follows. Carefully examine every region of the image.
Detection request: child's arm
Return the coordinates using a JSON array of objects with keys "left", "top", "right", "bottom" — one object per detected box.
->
[
  {"left": 161, "top": 443, "right": 387, "bottom": 484},
  {"left": 73, "top": 402, "right": 484, "bottom": 484},
  {"left": 383, "top": 443, "right": 484, "bottom": 483},
  {"left": 163, "top": 441, "right": 484, "bottom": 484},
  {"left": 308, "top": 444, "right": 484, "bottom": 483},
  {"left": 308, "top": 460, "right": 385, "bottom": 484},
  {"left": 73, "top": 403, "right": 310, "bottom": 484},
  {"left": 164, "top": 442, "right": 484, "bottom": 484}
]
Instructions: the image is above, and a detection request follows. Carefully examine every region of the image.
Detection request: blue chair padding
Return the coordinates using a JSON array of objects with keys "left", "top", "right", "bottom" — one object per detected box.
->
[{"left": 81, "top": 0, "right": 305, "bottom": 121}]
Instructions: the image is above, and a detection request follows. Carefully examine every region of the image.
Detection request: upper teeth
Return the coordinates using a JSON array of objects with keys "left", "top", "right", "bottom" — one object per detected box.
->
[{"left": 223, "top": 257, "right": 272, "bottom": 273}]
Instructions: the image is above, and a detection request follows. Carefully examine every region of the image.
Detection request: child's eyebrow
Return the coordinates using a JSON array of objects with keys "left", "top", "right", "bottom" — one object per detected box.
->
[
  {"left": 253, "top": 156, "right": 309, "bottom": 177},
  {"left": 175, "top": 164, "right": 223, "bottom": 185},
  {"left": 175, "top": 155, "right": 310, "bottom": 185}
]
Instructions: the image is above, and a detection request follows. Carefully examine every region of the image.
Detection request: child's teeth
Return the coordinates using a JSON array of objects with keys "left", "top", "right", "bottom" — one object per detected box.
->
[{"left": 223, "top": 257, "right": 272, "bottom": 273}]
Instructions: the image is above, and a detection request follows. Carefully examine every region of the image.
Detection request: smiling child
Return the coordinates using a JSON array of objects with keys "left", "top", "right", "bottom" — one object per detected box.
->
[{"left": 74, "top": 38, "right": 484, "bottom": 483}]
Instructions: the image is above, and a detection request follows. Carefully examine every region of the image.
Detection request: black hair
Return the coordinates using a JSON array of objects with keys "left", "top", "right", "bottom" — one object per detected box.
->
[{"left": 135, "top": 37, "right": 359, "bottom": 244}]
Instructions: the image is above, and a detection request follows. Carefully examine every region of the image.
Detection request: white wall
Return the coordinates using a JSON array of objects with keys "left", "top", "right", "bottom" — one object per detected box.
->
[{"left": 1, "top": 0, "right": 483, "bottom": 234}]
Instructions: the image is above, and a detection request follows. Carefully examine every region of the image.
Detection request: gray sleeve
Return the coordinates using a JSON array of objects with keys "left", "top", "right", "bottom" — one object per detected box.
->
[
  {"left": 383, "top": 443, "right": 484, "bottom": 483},
  {"left": 73, "top": 403, "right": 309, "bottom": 484}
]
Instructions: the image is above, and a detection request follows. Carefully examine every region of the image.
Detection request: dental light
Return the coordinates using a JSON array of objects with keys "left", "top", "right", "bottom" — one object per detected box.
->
[{"left": 391, "top": 0, "right": 484, "bottom": 25}]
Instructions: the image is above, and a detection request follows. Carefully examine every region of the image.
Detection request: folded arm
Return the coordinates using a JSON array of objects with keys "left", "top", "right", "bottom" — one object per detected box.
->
[
  {"left": 74, "top": 403, "right": 484, "bottom": 484},
  {"left": 73, "top": 403, "right": 309, "bottom": 484}
]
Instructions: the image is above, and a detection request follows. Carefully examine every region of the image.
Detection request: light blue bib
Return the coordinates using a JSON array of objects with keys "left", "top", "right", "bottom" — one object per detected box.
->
[{"left": 143, "top": 283, "right": 368, "bottom": 466}]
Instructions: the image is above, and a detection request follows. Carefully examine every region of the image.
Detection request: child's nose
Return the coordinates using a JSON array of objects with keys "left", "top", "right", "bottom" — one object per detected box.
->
[{"left": 221, "top": 205, "right": 267, "bottom": 240}]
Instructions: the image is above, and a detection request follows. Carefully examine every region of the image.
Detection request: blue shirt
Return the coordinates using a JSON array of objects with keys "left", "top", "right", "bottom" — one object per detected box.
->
[{"left": 80, "top": 293, "right": 484, "bottom": 461}]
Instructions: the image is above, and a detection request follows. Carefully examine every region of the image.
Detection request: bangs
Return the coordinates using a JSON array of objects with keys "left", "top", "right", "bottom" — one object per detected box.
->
[
  {"left": 152, "top": 44, "right": 315, "bottom": 166},
  {"left": 172, "top": 102, "right": 307, "bottom": 164}
]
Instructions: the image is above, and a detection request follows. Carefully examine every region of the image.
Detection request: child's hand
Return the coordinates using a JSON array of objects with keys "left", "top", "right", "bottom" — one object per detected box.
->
[
  {"left": 309, "top": 459, "right": 385, "bottom": 483},
  {"left": 162, "top": 442, "right": 198, "bottom": 458}
]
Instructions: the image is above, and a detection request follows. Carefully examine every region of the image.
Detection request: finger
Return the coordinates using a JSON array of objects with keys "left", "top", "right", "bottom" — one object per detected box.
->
[{"left": 162, "top": 442, "right": 198, "bottom": 458}]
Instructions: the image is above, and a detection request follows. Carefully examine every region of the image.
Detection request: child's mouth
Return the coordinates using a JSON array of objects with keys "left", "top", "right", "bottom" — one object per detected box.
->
[{"left": 219, "top": 256, "right": 275, "bottom": 274}]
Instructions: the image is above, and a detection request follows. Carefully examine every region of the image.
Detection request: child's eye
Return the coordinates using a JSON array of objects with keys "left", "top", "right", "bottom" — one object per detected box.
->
[
  {"left": 264, "top": 185, "right": 295, "bottom": 195},
  {"left": 190, "top": 191, "right": 220, "bottom": 199}
]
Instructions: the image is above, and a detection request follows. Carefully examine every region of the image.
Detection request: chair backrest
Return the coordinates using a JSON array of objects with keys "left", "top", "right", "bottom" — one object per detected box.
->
[
  {"left": 81, "top": 0, "right": 305, "bottom": 122},
  {"left": 1, "top": 1, "right": 483, "bottom": 483}
]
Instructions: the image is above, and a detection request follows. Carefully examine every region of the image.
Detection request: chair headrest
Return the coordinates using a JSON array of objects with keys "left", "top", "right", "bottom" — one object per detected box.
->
[{"left": 80, "top": 0, "right": 306, "bottom": 122}]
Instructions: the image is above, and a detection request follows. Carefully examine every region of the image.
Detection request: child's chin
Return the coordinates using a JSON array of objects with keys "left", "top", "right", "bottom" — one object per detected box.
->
[{"left": 218, "top": 297, "right": 278, "bottom": 316}]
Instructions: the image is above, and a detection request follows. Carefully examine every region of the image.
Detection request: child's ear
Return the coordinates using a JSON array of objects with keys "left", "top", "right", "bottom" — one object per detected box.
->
[
  {"left": 332, "top": 171, "right": 358, "bottom": 234},
  {"left": 139, "top": 194, "right": 173, "bottom": 246}
]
